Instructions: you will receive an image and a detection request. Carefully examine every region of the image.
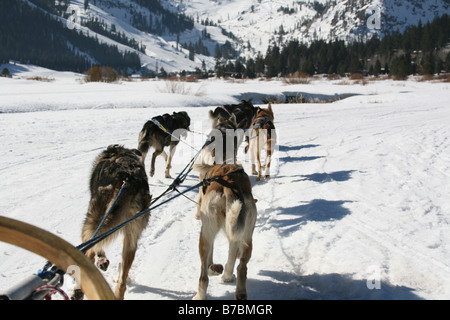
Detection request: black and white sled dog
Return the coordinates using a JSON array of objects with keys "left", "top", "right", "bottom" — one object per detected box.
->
[
  {"left": 72, "top": 145, "right": 152, "bottom": 300},
  {"left": 138, "top": 111, "right": 191, "bottom": 178}
]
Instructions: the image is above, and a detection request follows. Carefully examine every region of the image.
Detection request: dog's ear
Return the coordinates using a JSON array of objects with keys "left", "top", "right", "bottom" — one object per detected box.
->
[
  {"left": 209, "top": 110, "right": 215, "bottom": 119},
  {"left": 268, "top": 103, "right": 272, "bottom": 111}
]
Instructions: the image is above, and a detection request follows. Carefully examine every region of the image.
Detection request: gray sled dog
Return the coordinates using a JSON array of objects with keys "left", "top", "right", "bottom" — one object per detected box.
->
[
  {"left": 192, "top": 163, "right": 257, "bottom": 300},
  {"left": 72, "top": 145, "right": 152, "bottom": 300},
  {"left": 138, "top": 111, "right": 191, "bottom": 178}
]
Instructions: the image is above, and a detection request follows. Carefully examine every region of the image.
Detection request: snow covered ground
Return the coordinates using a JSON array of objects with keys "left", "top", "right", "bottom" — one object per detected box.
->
[{"left": 1, "top": 64, "right": 450, "bottom": 300}]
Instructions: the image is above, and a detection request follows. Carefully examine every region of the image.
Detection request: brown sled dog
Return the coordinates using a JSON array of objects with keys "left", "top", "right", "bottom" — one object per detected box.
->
[
  {"left": 245, "top": 103, "right": 277, "bottom": 181},
  {"left": 138, "top": 111, "right": 191, "bottom": 178},
  {"left": 72, "top": 145, "right": 152, "bottom": 300},
  {"left": 192, "top": 163, "right": 257, "bottom": 300}
]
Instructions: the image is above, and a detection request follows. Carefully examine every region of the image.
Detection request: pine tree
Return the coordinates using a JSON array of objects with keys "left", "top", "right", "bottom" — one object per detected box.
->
[
  {"left": 1, "top": 67, "right": 11, "bottom": 78},
  {"left": 422, "top": 52, "right": 435, "bottom": 75},
  {"left": 445, "top": 52, "right": 450, "bottom": 72}
]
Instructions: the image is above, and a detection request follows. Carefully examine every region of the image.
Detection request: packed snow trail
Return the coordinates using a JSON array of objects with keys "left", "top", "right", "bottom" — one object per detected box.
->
[{"left": 1, "top": 76, "right": 450, "bottom": 299}]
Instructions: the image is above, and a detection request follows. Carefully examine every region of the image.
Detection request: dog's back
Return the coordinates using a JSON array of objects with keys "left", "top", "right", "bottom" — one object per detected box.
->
[
  {"left": 85, "top": 145, "right": 151, "bottom": 237},
  {"left": 195, "top": 163, "right": 255, "bottom": 234}
]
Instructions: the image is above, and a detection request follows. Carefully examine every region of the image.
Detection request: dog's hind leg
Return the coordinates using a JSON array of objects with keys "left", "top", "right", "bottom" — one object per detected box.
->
[
  {"left": 264, "top": 143, "right": 273, "bottom": 181},
  {"left": 256, "top": 131, "right": 262, "bottom": 181},
  {"left": 115, "top": 232, "right": 138, "bottom": 300},
  {"left": 164, "top": 144, "right": 176, "bottom": 178},
  {"left": 264, "top": 129, "right": 276, "bottom": 180},
  {"left": 249, "top": 132, "right": 258, "bottom": 175},
  {"left": 193, "top": 226, "right": 214, "bottom": 300},
  {"left": 150, "top": 150, "right": 162, "bottom": 177},
  {"left": 208, "top": 242, "right": 224, "bottom": 276},
  {"left": 221, "top": 240, "right": 239, "bottom": 283},
  {"left": 235, "top": 239, "right": 252, "bottom": 300}
]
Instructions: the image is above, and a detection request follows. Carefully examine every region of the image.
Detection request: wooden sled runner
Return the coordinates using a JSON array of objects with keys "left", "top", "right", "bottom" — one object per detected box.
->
[{"left": 0, "top": 216, "right": 115, "bottom": 300}]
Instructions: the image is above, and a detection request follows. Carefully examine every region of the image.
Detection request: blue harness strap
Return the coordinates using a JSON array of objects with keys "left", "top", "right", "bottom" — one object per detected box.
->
[{"left": 253, "top": 116, "right": 270, "bottom": 129}]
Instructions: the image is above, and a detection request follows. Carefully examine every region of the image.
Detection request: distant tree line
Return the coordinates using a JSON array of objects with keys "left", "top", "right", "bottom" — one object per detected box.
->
[
  {"left": 83, "top": 18, "right": 146, "bottom": 53},
  {"left": 218, "top": 14, "right": 450, "bottom": 79},
  {"left": 130, "top": 0, "right": 194, "bottom": 35},
  {"left": 0, "top": 0, "right": 140, "bottom": 73}
]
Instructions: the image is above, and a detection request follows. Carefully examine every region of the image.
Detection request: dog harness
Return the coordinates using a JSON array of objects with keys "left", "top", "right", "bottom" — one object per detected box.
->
[
  {"left": 220, "top": 106, "right": 232, "bottom": 116},
  {"left": 201, "top": 165, "right": 245, "bottom": 204},
  {"left": 151, "top": 118, "right": 169, "bottom": 134},
  {"left": 252, "top": 116, "right": 271, "bottom": 129}
]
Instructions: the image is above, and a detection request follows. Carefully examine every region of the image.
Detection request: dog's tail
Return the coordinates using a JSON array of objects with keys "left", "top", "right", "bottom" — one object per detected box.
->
[
  {"left": 225, "top": 192, "right": 256, "bottom": 236},
  {"left": 193, "top": 163, "right": 214, "bottom": 176},
  {"left": 138, "top": 126, "right": 152, "bottom": 155},
  {"left": 226, "top": 198, "right": 244, "bottom": 233}
]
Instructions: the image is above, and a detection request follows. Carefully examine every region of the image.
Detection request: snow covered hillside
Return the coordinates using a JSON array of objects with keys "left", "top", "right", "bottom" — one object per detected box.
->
[
  {"left": 1, "top": 64, "right": 450, "bottom": 299},
  {"left": 20, "top": 0, "right": 235, "bottom": 73},
  {"left": 171, "top": 0, "right": 450, "bottom": 56},
  {"left": 12, "top": 0, "right": 450, "bottom": 74}
]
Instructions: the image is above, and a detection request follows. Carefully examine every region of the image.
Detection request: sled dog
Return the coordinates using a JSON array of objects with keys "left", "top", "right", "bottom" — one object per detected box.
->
[
  {"left": 192, "top": 163, "right": 257, "bottom": 300},
  {"left": 201, "top": 113, "right": 239, "bottom": 166},
  {"left": 209, "top": 100, "right": 257, "bottom": 152},
  {"left": 72, "top": 145, "right": 152, "bottom": 300},
  {"left": 246, "top": 103, "right": 277, "bottom": 181},
  {"left": 138, "top": 111, "right": 191, "bottom": 178},
  {"left": 209, "top": 100, "right": 257, "bottom": 130}
]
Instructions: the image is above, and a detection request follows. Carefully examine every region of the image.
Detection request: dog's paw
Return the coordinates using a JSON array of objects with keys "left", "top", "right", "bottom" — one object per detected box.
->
[
  {"left": 96, "top": 257, "right": 110, "bottom": 272},
  {"left": 221, "top": 274, "right": 236, "bottom": 283},
  {"left": 208, "top": 264, "right": 224, "bottom": 276},
  {"left": 70, "top": 288, "right": 84, "bottom": 300},
  {"left": 193, "top": 293, "right": 207, "bottom": 300}
]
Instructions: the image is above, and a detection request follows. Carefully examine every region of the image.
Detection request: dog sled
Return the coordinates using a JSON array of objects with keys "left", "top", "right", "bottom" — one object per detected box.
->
[{"left": 0, "top": 216, "right": 115, "bottom": 300}]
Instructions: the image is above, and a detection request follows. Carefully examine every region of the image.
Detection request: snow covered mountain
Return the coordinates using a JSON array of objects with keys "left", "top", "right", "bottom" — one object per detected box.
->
[
  {"left": 168, "top": 0, "right": 450, "bottom": 57},
  {"left": 8, "top": 0, "right": 450, "bottom": 73},
  {"left": 11, "top": 0, "right": 237, "bottom": 73}
]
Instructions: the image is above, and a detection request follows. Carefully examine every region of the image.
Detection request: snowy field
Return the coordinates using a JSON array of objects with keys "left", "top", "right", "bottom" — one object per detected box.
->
[{"left": 1, "top": 64, "right": 450, "bottom": 300}]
